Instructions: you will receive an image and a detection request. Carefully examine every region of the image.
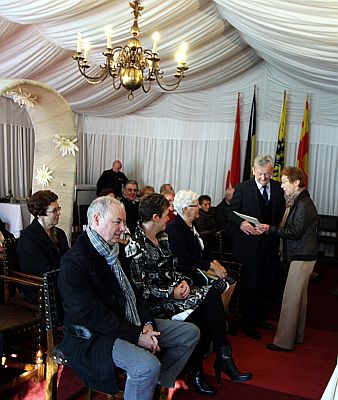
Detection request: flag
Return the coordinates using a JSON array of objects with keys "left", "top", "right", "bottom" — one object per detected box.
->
[
  {"left": 273, "top": 90, "right": 287, "bottom": 181},
  {"left": 243, "top": 88, "right": 256, "bottom": 180},
  {"left": 229, "top": 93, "right": 241, "bottom": 188},
  {"left": 297, "top": 96, "right": 309, "bottom": 187}
]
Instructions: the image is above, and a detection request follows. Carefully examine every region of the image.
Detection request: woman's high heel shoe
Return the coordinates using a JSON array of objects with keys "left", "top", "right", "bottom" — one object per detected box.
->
[{"left": 214, "top": 346, "right": 252, "bottom": 384}]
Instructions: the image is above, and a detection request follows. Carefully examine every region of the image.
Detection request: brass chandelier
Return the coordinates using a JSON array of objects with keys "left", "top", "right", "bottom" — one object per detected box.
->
[{"left": 73, "top": 0, "right": 189, "bottom": 100}]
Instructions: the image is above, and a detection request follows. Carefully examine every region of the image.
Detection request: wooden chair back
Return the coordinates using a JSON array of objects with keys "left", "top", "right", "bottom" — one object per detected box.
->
[{"left": 0, "top": 238, "right": 45, "bottom": 393}]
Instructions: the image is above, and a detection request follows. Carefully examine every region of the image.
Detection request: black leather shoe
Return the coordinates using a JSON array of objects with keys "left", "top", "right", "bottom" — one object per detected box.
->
[
  {"left": 266, "top": 343, "right": 292, "bottom": 352},
  {"left": 242, "top": 327, "right": 262, "bottom": 340},
  {"left": 259, "top": 321, "right": 274, "bottom": 331}
]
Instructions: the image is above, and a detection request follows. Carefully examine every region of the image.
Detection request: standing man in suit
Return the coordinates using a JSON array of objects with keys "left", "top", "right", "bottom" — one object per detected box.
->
[
  {"left": 230, "top": 154, "right": 285, "bottom": 339},
  {"left": 96, "top": 160, "right": 128, "bottom": 197}
]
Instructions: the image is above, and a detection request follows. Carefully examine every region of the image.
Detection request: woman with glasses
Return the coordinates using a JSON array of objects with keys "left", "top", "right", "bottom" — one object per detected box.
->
[{"left": 17, "top": 190, "right": 69, "bottom": 303}]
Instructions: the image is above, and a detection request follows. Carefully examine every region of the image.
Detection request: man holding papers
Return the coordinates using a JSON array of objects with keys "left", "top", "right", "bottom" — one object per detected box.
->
[{"left": 229, "top": 154, "right": 285, "bottom": 340}]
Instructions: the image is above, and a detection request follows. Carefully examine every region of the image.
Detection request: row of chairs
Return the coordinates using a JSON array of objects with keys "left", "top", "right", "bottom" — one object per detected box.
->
[{"left": 0, "top": 235, "right": 244, "bottom": 398}]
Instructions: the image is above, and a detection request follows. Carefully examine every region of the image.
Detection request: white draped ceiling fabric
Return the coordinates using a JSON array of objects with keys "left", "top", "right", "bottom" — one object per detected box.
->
[{"left": 0, "top": 1, "right": 338, "bottom": 215}]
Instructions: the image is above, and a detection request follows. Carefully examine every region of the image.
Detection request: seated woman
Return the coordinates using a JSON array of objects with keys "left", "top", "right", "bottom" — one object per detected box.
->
[
  {"left": 166, "top": 189, "right": 236, "bottom": 308},
  {"left": 17, "top": 190, "right": 69, "bottom": 303},
  {"left": 126, "top": 194, "right": 252, "bottom": 395}
]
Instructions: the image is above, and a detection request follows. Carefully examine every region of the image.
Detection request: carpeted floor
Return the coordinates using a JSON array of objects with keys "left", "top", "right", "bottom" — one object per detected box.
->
[{"left": 2, "top": 265, "right": 338, "bottom": 399}]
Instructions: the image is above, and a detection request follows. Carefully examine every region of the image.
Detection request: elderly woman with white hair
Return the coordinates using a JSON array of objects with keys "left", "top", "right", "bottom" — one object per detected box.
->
[{"left": 166, "top": 190, "right": 236, "bottom": 308}]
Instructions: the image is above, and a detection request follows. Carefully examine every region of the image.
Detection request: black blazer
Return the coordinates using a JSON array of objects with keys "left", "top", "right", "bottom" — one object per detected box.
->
[
  {"left": 58, "top": 232, "right": 155, "bottom": 394},
  {"left": 167, "top": 214, "right": 210, "bottom": 271},
  {"left": 229, "top": 178, "right": 285, "bottom": 263},
  {"left": 120, "top": 196, "right": 140, "bottom": 235},
  {"left": 17, "top": 218, "right": 69, "bottom": 303}
]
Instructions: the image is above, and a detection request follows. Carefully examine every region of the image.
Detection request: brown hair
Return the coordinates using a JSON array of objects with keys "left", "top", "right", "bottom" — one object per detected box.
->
[
  {"left": 281, "top": 166, "right": 306, "bottom": 188},
  {"left": 27, "top": 190, "right": 58, "bottom": 217}
]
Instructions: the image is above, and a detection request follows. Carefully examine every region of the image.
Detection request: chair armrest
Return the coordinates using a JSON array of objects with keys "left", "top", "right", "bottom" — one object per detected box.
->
[{"left": 0, "top": 273, "right": 43, "bottom": 288}]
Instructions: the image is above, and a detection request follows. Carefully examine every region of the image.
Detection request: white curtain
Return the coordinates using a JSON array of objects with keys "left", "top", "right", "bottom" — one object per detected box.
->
[{"left": 0, "top": 123, "right": 34, "bottom": 198}]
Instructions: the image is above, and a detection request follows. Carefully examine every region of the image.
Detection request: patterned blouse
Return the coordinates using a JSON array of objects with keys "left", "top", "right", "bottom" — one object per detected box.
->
[{"left": 126, "top": 224, "right": 210, "bottom": 319}]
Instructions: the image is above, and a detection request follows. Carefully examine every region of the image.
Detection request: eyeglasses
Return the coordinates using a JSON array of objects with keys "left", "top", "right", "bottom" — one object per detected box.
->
[
  {"left": 125, "top": 188, "right": 138, "bottom": 192},
  {"left": 188, "top": 204, "right": 199, "bottom": 208},
  {"left": 46, "top": 207, "right": 61, "bottom": 214}
]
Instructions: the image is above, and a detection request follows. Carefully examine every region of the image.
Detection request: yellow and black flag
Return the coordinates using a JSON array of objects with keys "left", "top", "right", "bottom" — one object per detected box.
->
[{"left": 273, "top": 90, "right": 287, "bottom": 181}]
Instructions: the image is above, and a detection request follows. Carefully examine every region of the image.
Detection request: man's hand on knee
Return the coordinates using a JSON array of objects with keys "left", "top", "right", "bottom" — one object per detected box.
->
[{"left": 137, "top": 330, "right": 161, "bottom": 354}]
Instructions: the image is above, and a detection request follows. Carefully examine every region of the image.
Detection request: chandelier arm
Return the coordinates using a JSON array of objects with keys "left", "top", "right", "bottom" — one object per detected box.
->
[
  {"left": 141, "top": 80, "right": 152, "bottom": 93},
  {"left": 153, "top": 72, "right": 185, "bottom": 91},
  {"left": 76, "top": 61, "right": 109, "bottom": 84},
  {"left": 112, "top": 77, "right": 122, "bottom": 90}
]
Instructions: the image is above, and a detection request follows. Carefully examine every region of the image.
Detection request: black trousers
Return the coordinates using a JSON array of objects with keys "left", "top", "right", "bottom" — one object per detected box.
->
[
  {"left": 186, "top": 287, "right": 229, "bottom": 365},
  {"left": 241, "top": 250, "right": 279, "bottom": 328}
]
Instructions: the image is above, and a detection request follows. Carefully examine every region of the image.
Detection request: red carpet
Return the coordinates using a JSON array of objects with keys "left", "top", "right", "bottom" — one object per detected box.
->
[
  {"left": 203, "top": 327, "right": 338, "bottom": 400},
  {"left": 2, "top": 265, "right": 338, "bottom": 399}
]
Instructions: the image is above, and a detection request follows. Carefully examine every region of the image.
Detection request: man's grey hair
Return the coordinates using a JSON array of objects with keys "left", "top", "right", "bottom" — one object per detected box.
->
[
  {"left": 254, "top": 154, "right": 273, "bottom": 168},
  {"left": 174, "top": 189, "right": 199, "bottom": 217},
  {"left": 123, "top": 179, "right": 138, "bottom": 188},
  {"left": 87, "top": 195, "right": 124, "bottom": 227}
]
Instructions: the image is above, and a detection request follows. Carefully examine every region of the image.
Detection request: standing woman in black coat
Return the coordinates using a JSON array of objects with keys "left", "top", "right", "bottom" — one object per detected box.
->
[
  {"left": 258, "top": 167, "right": 318, "bottom": 351},
  {"left": 17, "top": 190, "right": 69, "bottom": 303}
]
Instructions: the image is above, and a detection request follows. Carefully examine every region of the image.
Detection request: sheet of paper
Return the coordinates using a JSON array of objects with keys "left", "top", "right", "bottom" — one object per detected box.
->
[{"left": 233, "top": 211, "right": 261, "bottom": 226}]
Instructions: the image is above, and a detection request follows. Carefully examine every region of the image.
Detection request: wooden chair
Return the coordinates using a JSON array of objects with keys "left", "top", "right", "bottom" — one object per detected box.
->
[
  {"left": 43, "top": 269, "right": 122, "bottom": 400},
  {"left": 0, "top": 238, "right": 45, "bottom": 393}
]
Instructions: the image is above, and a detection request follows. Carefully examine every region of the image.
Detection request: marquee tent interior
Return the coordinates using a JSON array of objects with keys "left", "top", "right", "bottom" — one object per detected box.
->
[{"left": 0, "top": 0, "right": 338, "bottom": 215}]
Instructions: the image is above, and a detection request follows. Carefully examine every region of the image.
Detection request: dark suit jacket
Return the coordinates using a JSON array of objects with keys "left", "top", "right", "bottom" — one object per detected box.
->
[
  {"left": 17, "top": 218, "right": 69, "bottom": 303},
  {"left": 229, "top": 178, "right": 285, "bottom": 264},
  {"left": 58, "top": 232, "right": 155, "bottom": 394},
  {"left": 96, "top": 169, "right": 128, "bottom": 197},
  {"left": 167, "top": 214, "right": 210, "bottom": 271},
  {"left": 120, "top": 196, "right": 140, "bottom": 235}
]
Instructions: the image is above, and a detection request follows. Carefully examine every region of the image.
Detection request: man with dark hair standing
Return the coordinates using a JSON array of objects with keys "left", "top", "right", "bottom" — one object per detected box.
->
[
  {"left": 230, "top": 154, "right": 285, "bottom": 339},
  {"left": 96, "top": 160, "right": 128, "bottom": 197}
]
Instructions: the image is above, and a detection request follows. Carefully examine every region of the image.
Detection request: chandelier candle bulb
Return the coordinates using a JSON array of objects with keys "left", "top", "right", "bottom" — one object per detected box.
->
[
  {"left": 76, "top": 33, "right": 82, "bottom": 53},
  {"left": 83, "top": 40, "right": 90, "bottom": 61},
  {"left": 152, "top": 31, "right": 160, "bottom": 53},
  {"left": 180, "top": 42, "right": 188, "bottom": 64},
  {"left": 106, "top": 28, "right": 112, "bottom": 49}
]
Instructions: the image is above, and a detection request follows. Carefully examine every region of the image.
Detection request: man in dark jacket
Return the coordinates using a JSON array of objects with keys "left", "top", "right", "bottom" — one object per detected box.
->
[
  {"left": 229, "top": 154, "right": 285, "bottom": 339},
  {"left": 120, "top": 180, "right": 140, "bottom": 235},
  {"left": 58, "top": 195, "right": 199, "bottom": 398},
  {"left": 96, "top": 160, "right": 128, "bottom": 197}
]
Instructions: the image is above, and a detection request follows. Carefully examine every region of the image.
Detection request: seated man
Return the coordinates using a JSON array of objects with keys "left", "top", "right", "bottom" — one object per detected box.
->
[
  {"left": 58, "top": 195, "right": 200, "bottom": 399},
  {"left": 120, "top": 180, "right": 140, "bottom": 235}
]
